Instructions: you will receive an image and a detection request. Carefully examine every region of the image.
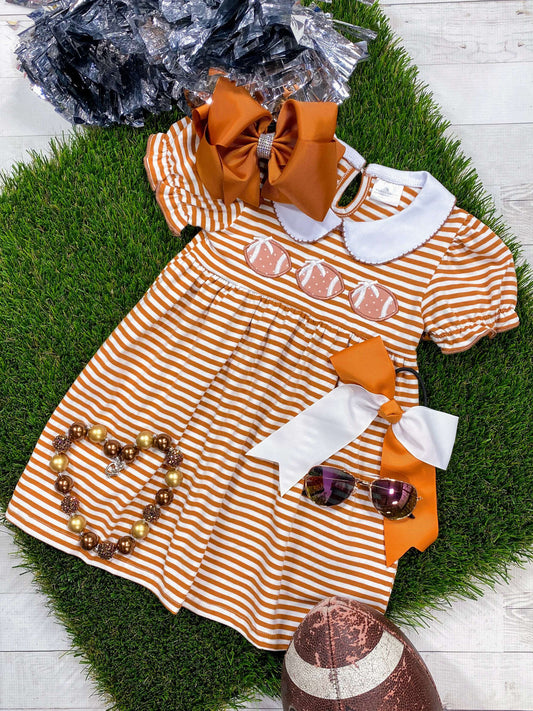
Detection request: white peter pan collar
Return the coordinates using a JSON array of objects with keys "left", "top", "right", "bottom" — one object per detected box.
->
[{"left": 274, "top": 142, "right": 457, "bottom": 264}]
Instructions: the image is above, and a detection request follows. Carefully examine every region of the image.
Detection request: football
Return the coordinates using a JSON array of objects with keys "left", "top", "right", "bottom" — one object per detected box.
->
[
  {"left": 295, "top": 260, "right": 344, "bottom": 300},
  {"left": 349, "top": 281, "right": 398, "bottom": 321},
  {"left": 281, "top": 596, "right": 442, "bottom": 711},
  {"left": 244, "top": 236, "right": 291, "bottom": 277}
]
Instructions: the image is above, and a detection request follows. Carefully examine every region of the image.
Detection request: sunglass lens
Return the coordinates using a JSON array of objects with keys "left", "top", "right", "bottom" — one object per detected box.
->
[
  {"left": 304, "top": 466, "right": 355, "bottom": 507},
  {"left": 370, "top": 479, "right": 417, "bottom": 520}
]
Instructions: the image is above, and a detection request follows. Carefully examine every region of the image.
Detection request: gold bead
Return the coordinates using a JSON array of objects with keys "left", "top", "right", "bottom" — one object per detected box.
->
[
  {"left": 136, "top": 430, "right": 154, "bottom": 449},
  {"left": 50, "top": 453, "right": 69, "bottom": 473},
  {"left": 87, "top": 424, "right": 108, "bottom": 443},
  {"left": 164, "top": 469, "right": 183, "bottom": 488},
  {"left": 67, "top": 514, "right": 86, "bottom": 533},
  {"left": 117, "top": 535, "right": 136, "bottom": 555},
  {"left": 131, "top": 520, "right": 149, "bottom": 540}
]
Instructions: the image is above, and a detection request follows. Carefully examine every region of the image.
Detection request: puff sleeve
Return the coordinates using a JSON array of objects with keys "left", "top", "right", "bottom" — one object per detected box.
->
[
  {"left": 421, "top": 213, "right": 519, "bottom": 354},
  {"left": 144, "top": 117, "right": 244, "bottom": 235}
]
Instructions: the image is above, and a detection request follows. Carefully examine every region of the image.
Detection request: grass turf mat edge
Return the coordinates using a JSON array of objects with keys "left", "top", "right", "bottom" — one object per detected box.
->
[{"left": 1, "top": 1, "right": 533, "bottom": 709}]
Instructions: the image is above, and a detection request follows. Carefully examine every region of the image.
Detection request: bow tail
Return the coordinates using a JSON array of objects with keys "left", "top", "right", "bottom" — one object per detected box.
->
[
  {"left": 246, "top": 383, "right": 382, "bottom": 496},
  {"left": 380, "top": 427, "right": 438, "bottom": 567}
]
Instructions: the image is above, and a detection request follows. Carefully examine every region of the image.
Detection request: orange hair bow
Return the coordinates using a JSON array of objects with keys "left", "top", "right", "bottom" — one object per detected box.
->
[{"left": 192, "top": 77, "right": 344, "bottom": 222}]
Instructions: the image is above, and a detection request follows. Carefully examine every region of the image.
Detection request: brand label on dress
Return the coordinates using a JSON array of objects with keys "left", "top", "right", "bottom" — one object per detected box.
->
[{"left": 370, "top": 178, "right": 404, "bottom": 207}]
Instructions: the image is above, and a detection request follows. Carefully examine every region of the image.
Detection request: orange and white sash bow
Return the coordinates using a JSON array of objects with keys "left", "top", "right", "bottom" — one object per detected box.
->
[
  {"left": 247, "top": 337, "right": 458, "bottom": 564},
  {"left": 192, "top": 77, "right": 344, "bottom": 221}
]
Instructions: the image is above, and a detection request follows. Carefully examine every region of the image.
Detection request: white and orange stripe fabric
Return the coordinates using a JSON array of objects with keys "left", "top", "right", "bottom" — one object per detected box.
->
[{"left": 7, "top": 117, "right": 519, "bottom": 650}]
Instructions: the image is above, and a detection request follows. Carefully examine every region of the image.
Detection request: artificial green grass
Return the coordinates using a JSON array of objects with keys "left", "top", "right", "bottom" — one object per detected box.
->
[{"left": 1, "top": 0, "right": 532, "bottom": 709}]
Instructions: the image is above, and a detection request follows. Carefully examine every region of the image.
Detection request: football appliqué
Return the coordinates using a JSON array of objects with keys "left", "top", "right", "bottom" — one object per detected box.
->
[
  {"left": 244, "top": 235, "right": 291, "bottom": 277},
  {"left": 281, "top": 596, "right": 442, "bottom": 711},
  {"left": 295, "top": 259, "right": 344, "bottom": 300},
  {"left": 349, "top": 281, "right": 399, "bottom": 321}
]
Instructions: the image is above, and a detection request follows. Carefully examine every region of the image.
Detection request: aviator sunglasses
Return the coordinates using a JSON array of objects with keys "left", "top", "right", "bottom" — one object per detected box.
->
[
  {"left": 303, "top": 467, "right": 419, "bottom": 520},
  {"left": 302, "top": 367, "right": 427, "bottom": 520}
]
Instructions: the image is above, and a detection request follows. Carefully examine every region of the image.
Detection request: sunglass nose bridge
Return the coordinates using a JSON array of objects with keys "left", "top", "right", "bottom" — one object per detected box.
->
[{"left": 355, "top": 479, "right": 370, "bottom": 491}]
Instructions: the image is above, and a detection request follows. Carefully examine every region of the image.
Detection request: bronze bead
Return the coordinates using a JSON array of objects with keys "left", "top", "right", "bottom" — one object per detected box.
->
[
  {"left": 117, "top": 535, "right": 136, "bottom": 555},
  {"left": 69, "top": 422, "right": 87, "bottom": 440},
  {"left": 154, "top": 433, "right": 172, "bottom": 452},
  {"left": 80, "top": 531, "right": 100, "bottom": 551},
  {"left": 155, "top": 488, "right": 174, "bottom": 506},
  {"left": 136, "top": 430, "right": 154, "bottom": 449},
  {"left": 103, "top": 439, "right": 122, "bottom": 458},
  {"left": 50, "top": 453, "right": 69, "bottom": 473},
  {"left": 120, "top": 444, "right": 139, "bottom": 462},
  {"left": 54, "top": 474, "right": 74, "bottom": 494},
  {"left": 164, "top": 469, "right": 183, "bottom": 488}
]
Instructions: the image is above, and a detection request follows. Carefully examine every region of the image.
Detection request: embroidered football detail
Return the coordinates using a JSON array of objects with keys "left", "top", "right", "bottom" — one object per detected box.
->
[
  {"left": 349, "top": 281, "right": 399, "bottom": 321},
  {"left": 244, "top": 235, "right": 292, "bottom": 277},
  {"left": 295, "top": 259, "right": 344, "bottom": 300}
]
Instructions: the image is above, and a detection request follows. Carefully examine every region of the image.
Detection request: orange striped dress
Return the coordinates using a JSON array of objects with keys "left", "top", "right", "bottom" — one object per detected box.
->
[{"left": 6, "top": 117, "right": 519, "bottom": 650}]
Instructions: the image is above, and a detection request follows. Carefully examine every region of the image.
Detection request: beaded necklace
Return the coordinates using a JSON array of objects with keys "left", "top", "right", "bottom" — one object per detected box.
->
[{"left": 50, "top": 421, "right": 183, "bottom": 560}]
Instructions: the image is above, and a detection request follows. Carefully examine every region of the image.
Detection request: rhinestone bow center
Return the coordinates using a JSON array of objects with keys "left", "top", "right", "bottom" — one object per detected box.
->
[{"left": 257, "top": 132, "right": 275, "bottom": 161}]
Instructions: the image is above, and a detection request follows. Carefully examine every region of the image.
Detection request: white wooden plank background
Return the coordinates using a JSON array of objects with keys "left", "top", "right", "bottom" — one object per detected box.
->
[{"left": 1, "top": 0, "right": 532, "bottom": 709}]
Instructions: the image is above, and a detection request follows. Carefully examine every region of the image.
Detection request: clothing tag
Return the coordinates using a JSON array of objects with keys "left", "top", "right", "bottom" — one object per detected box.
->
[{"left": 370, "top": 178, "right": 404, "bottom": 207}]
